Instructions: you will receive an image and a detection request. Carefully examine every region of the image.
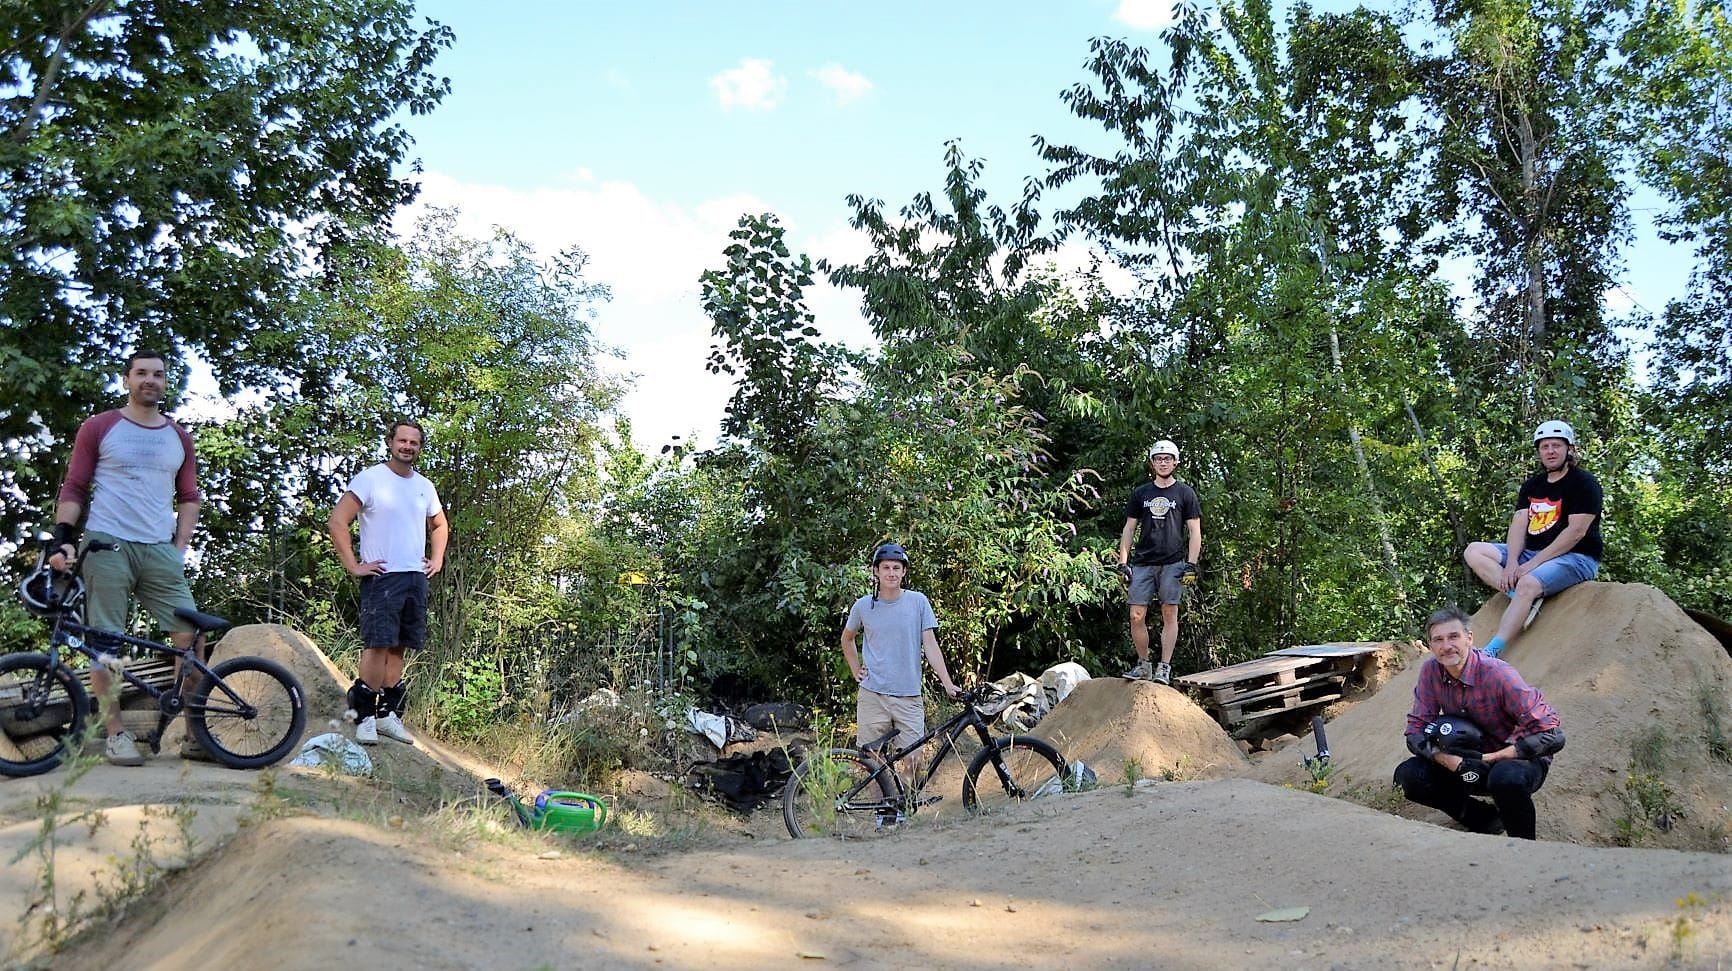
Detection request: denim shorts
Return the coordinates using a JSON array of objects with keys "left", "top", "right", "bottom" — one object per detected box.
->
[
  {"left": 1490, "top": 543, "right": 1600, "bottom": 596},
  {"left": 359, "top": 571, "right": 429, "bottom": 649},
  {"left": 1129, "top": 562, "right": 1191, "bottom": 607}
]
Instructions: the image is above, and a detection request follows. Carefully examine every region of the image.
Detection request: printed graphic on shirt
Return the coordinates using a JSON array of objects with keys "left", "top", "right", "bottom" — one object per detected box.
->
[
  {"left": 1527, "top": 497, "right": 1562, "bottom": 535},
  {"left": 1143, "top": 496, "right": 1177, "bottom": 520}
]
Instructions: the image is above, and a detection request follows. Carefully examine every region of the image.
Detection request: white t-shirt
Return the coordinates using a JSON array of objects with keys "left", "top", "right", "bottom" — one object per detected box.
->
[{"left": 344, "top": 464, "right": 442, "bottom": 573}]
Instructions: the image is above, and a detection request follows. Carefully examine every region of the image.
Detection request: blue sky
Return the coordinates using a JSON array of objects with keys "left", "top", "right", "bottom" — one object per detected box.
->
[
  {"left": 397, "top": 0, "right": 1180, "bottom": 450},
  {"left": 394, "top": 0, "right": 1686, "bottom": 451}
]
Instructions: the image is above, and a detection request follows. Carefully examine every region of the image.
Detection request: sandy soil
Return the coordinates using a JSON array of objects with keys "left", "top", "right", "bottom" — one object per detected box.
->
[{"left": 6, "top": 592, "right": 1732, "bottom": 971}]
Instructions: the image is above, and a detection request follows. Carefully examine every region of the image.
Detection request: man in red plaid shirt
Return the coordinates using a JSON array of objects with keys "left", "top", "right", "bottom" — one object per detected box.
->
[{"left": 1395, "top": 605, "right": 1565, "bottom": 840}]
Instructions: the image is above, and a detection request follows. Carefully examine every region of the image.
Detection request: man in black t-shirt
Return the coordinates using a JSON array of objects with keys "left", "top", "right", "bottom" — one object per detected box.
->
[
  {"left": 1463, "top": 420, "right": 1603, "bottom": 658},
  {"left": 1117, "top": 440, "right": 1202, "bottom": 685}
]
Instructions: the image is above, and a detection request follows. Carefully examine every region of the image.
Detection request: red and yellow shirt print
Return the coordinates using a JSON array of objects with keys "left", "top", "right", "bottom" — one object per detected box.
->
[{"left": 1526, "top": 496, "right": 1563, "bottom": 535}]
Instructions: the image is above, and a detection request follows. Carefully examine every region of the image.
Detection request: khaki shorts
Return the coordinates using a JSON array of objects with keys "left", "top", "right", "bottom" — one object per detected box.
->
[
  {"left": 857, "top": 689, "right": 925, "bottom": 753},
  {"left": 80, "top": 531, "right": 198, "bottom": 634}
]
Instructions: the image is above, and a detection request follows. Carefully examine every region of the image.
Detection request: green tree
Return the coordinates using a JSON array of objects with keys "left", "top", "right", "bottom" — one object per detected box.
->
[{"left": 0, "top": 0, "right": 452, "bottom": 535}]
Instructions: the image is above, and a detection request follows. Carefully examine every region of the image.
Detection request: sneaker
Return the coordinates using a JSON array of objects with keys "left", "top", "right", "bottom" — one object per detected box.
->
[
  {"left": 355, "top": 716, "right": 379, "bottom": 745},
  {"left": 374, "top": 712, "right": 415, "bottom": 745},
  {"left": 1152, "top": 661, "right": 1172, "bottom": 686},
  {"left": 1522, "top": 596, "right": 1545, "bottom": 630},
  {"left": 105, "top": 731, "right": 145, "bottom": 767},
  {"left": 1122, "top": 659, "right": 1152, "bottom": 680},
  {"left": 874, "top": 810, "right": 906, "bottom": 830}
]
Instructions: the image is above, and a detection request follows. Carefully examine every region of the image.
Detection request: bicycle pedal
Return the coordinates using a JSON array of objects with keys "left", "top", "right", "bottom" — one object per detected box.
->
[{"left": 914, "top": 795, "right": 943, "bottom": 807}]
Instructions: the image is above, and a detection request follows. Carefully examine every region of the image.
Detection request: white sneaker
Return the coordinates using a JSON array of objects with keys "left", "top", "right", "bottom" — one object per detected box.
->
[
  {"left": 355, "top": 716, "right": 379, "bottom": 745},
  {"left": 375, "top": 712, "right": 415, "bottom": 745},
  {"left": 1152, "top": 661, "right": 1172, "bottom": 686},
  {"left": 1122, "top": 659, "right": 1152, "bottom": 680},
  {"left": 105, "top": 731, "right": 145, "bottom": 766}
]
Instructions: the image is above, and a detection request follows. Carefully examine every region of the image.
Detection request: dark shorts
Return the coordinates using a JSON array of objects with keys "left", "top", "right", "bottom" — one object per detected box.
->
[
  {"left": 359, "top": 571, "right": 429, "bottom": 649},
  {"left": 1128, "top": 563, "right": 1190, "bottom": 607}
]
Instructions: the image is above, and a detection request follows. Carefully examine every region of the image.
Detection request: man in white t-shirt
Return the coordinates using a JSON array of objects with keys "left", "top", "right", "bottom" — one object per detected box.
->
[{"left": 327, "top": 420, "right": 448, "bottom": 745}]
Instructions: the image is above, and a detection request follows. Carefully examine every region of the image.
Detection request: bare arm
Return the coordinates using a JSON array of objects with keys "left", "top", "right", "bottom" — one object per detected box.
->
[
  {"left": 172, "top": 500, "right": 198, "bottom": 551},
  {"left": 425, "top": 509, "right": 449, "bottom": 576},
  {"left": 1514, "top": 513, "right": 1595, "bottom": 573},
  {"left": 1118, "top": 517, "right": 1137, "bottom": 565},
  {"left": 327, "top": 493, "right": 383, "bottom": 577},
  {"left": 48, "top": 498, "right": 83, "bottom": 568},
  {"left": 840, "top": 627, "right": 864, "bottom": 683},
  {"left": 1185, "top": 517, "right": 1201, "bottom": 564},
  {"left": 922, "top": 629, "right": 959, "bottom": 698}
]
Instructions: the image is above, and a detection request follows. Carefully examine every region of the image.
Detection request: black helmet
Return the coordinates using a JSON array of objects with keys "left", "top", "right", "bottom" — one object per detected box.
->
[
  {"left": 18, "top": 566, "right": 83, "bottom": 618},
  {"left": 871, "top": 543, "right": 910, "bottom": 567},
  {"left": 1422, "top": 715, "right": 1487, "bottom": 755}
]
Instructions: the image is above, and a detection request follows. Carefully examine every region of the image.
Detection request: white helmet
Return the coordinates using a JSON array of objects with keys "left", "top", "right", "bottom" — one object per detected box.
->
[
  {"left": 1148, "top": 439, "right": 1179, "bottom": 460},
  {"left": 1533, "top": 420, "right": 1575, "bottom": 446}
]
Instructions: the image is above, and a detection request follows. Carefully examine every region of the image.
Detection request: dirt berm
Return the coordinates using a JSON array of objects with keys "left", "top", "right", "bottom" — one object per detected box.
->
[{"left": 1253, "top": 582, "right": 1732, "bottom": 849}]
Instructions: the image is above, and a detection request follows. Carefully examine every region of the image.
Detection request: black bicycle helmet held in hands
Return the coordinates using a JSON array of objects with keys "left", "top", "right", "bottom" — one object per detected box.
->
[
  {"left": 18, "top": 566, "right": 83, "bottom": 618},
  {"left": 1422, "top": 714, "right": 1488, "bottom": 755}
]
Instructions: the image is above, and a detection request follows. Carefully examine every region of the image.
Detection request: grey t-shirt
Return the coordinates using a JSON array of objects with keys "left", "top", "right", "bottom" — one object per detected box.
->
[{"left": 844, "top": 590, "right": 938, "bottom": 698}]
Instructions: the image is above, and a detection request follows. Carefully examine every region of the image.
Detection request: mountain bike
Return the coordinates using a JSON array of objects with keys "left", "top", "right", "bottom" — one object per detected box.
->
[
  {"left": 782, "top": 687, "right": 1069, "bottom": 839},
  {"left": 0, "top": 539, "right": 307, "bottom": 777}
]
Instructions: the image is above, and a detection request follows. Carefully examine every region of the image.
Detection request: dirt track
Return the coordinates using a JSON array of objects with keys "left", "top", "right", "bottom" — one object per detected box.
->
[{"left": 6, "top": 590, "right": 1732, "bottom": 970}]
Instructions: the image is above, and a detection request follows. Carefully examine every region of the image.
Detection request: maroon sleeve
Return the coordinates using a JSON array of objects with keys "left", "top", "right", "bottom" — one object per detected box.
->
[
  {"left": 56, "top": 411, "right": 122, "bottom": 507},
  {"left": 171, "top": 420, "right": 201, "bottom": 505}
]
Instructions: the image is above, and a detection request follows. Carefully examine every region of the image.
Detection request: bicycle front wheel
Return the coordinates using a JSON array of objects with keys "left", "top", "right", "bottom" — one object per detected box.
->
[
  {"left": 0, "top": 652, "right": 89, "bottom": 778},
  {"left": 962, "top": 736, "right": 1067, "bottom": 817},
  {"left": 783, "top": 747, "right": 899, "bottom": 839},
  {"left": 189, "top": 657, "right": 306, "bottom": 769}
]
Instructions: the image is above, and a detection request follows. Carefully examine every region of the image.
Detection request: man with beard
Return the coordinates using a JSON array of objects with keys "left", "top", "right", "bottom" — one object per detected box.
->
[
  {"left": 328, "top": 419, "right": 448, "bottom": 745},
  {"left": 48, "top": 350, "right": 204, "bottom": 766},
  {"left": 1463, "top": 420, "right": 1602, "bottom": 658}
]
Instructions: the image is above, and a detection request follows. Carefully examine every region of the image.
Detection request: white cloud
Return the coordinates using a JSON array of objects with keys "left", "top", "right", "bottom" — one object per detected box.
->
[
  {"left": 1113, "top": 0, "right": 1179, "bottom": 31},
  {"left": 399, "top": 173, "right": 883, "bottom": 452},
  {"left": 810, "top": 63, "right": 874, "bottom": 106},
  {"left": 709, "top": 58, "right": 786, "bottom": 111}
]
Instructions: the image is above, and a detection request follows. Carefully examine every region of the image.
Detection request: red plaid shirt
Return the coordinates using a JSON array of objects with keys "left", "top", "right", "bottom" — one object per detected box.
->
[{"left": 1406, "top": 650, "right": 1561, "bottom": 761}]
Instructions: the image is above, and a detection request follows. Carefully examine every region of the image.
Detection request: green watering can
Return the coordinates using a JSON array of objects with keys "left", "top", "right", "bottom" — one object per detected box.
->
[{"left": 484, "top": 778, "right": 607, "bottom": 834}]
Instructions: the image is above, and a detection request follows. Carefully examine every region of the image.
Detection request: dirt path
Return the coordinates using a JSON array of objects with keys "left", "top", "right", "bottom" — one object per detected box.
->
[{"left": 21, "top": 775, "right": 1732, "bottom": 971}]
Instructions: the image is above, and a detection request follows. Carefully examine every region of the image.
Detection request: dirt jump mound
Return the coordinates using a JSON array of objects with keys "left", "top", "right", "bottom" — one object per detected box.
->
[
  {"left": 1254, "top": 582, "right": 1732, "bottom": 849},
  {"left": 1032, "top": 677, "right": 1248, "bottom": 780}
]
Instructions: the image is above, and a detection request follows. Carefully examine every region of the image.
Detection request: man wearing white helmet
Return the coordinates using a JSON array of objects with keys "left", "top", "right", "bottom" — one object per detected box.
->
[
  {"left": 1117, "top": 440, "right": 1202, "bottom": 685},
  {"left": 1463, "top": 420, "right": 1602, "bottom": 658}
]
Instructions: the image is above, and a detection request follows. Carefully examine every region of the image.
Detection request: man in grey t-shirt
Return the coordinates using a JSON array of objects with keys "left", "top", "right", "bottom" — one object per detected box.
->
[{"left": 841, "top": 543, "right": 960, "bottom": 817}]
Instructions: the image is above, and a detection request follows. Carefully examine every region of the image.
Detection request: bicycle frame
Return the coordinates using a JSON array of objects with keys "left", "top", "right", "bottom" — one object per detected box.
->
[{"left": 850, "top": 693, "right": 1004, "bottom": 811}]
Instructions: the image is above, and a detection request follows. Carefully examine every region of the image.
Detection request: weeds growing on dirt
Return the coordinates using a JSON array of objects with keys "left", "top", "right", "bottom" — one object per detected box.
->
[
  {"left": 1616, "top": 773, "right": 1684, "bottom": 846},
  {"left": 1118, "top": 756, "right": 1143, "bottom": 795},
  {"left": 1698, "top": 686, "right": 1732, "bottom": 765}
]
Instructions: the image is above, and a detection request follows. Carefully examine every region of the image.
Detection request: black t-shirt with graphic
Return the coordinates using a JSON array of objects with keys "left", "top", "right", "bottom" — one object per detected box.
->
[
  {"left": 1515, "top": 465, "right": 1603, "bottom": 561},
  {"left": 1125, "top": 480, "right": 1202, "bottom": 566}
]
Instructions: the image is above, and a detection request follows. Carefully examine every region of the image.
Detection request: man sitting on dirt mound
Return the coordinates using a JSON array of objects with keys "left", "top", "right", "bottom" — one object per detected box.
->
[{"left": 1395, "top": 606, "right": 1565, "bottom": 840}]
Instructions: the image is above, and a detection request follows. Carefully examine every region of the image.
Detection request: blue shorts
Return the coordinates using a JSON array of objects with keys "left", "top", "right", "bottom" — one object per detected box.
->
[
  {"left": 359, "top": 571, "right": 429, "bottom": 649},
  {"left": 1490, "top": 544, "right": 1599, "bottom": 596},
  {"left": 1129, "top": 563, "right": 1190, "bottom": 607}
]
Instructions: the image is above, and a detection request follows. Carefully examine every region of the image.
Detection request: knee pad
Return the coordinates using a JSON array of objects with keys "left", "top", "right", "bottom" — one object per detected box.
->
[
  {"left": 345, "top": 679, "right": 378, "bottom": 721},
  {"left": 381, "top": 679, "right": 409, "bottom": 717}
]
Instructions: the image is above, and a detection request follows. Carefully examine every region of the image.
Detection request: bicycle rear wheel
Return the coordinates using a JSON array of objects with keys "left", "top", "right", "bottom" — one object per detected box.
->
[
  {"left": 962, "top": 736, "right": 1067, "bottom": 816},
  {"left": 783, "top": 747, "right": 900, "bottom": 839},
  {"left": 189, "top": 657, "right": 306, "bottom": 769},
  {"left": 0, "top": 652, "right": 89, "bottom": 778}
]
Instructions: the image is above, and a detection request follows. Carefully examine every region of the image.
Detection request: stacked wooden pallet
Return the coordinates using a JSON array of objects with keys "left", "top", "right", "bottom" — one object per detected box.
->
[{"left": 1174, "top": 644, "right": 1384, "bottom": 732}]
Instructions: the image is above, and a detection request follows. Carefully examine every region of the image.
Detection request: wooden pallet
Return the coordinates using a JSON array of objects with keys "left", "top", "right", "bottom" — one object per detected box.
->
[{"left": 1175, "top": 643, "right": 1384, "bottom": 729}]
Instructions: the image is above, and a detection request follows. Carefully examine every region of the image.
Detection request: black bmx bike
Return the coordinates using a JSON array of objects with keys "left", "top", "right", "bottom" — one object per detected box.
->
[
  {"left": 0, "top": 539, "right": 307, "bottom": 777},
  {"left": 782, "top": 688, "right": 1070, "bottom": 839}
]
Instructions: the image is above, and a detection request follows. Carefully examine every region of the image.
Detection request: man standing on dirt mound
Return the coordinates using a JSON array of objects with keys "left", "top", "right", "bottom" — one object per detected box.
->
[
  {"left": 840, "top": 543, "right": 961, "bottom": 819},
  {"left": 1117, "top": 439, "right": 1202, "bottom": 685},
  {"left": 47, "top": 349, "right": 205, "bottom": 767},
  {"left": 1395, "top": 605, "right": 1565, "bottom": 840},
  {"left": 328, "top": 419, "right": 448, "bottom": 746},
  {"left": 1463, "top": 419, "right": 1602, "bottom": 659}
]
